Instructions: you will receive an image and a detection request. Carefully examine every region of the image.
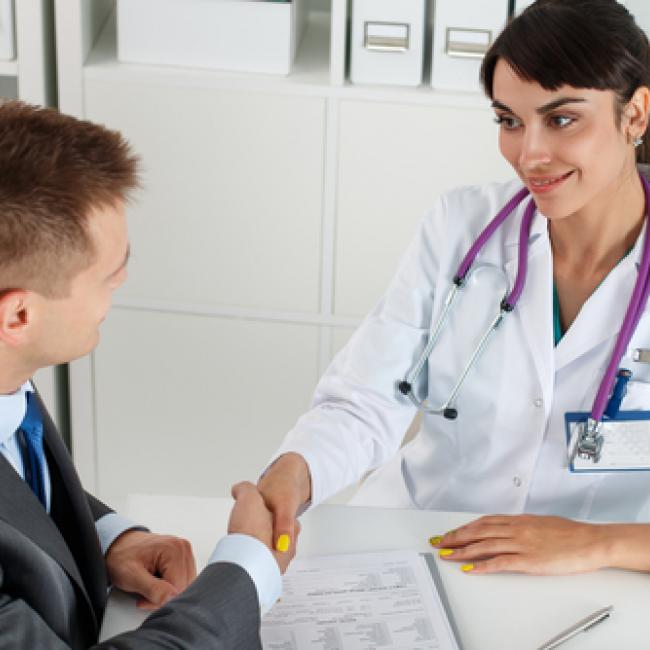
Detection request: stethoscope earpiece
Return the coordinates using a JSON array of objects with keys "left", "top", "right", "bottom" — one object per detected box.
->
[{"left": 443, "top": 408, "right": 458, "bottom": 420}]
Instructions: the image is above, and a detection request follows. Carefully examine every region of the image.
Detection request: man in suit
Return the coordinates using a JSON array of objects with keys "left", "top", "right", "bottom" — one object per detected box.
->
[{"left": 0, "top": 101, "right": 293, "bottom": 647}]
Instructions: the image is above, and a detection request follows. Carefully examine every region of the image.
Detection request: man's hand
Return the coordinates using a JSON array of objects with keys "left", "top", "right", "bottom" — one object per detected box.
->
[
  {"left": 105, "top": 530, "right": 197, "bottom": 610},
  {"left": 229, "top": 481, "right": 300, "bottom": 574},
  {"left": 256, "top": 453, "right": 311, "bottom": 558}
]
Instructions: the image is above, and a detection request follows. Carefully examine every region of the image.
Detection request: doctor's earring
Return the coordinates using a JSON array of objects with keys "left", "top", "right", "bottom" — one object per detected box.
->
[{"left": 634, "top": 136, "right": 644, "bottom": 147}]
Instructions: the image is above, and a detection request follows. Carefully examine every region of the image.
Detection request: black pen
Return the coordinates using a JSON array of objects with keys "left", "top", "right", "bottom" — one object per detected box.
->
[{"left": 537, "top": 606, "right": 613, "bottom": 650}]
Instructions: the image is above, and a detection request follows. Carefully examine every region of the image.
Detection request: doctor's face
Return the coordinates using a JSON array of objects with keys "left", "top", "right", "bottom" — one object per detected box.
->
[{"left": 491, "top": 59, "right": 637, "bottom": 220}]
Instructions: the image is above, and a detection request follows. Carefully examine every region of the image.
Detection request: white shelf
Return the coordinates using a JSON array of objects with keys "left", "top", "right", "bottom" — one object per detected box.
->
[
  {"left": 0, "top": 59, "right": 17, "bottom": 76},
  {"left": 83, "top": 7, "right": 490, "bottom": 110},
  {"left": 333, "top": 81, "right": 492, "bottom": 110}
]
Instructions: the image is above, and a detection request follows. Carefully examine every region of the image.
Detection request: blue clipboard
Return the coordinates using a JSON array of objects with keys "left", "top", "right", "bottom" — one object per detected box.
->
[{"left": 565, "top": 410, "right": 650, "bottom": 473}]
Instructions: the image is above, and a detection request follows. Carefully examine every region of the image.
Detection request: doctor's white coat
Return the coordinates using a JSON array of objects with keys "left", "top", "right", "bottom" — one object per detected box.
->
[{"left": 272, "top": 178, "right": 650, "bottom": 523}]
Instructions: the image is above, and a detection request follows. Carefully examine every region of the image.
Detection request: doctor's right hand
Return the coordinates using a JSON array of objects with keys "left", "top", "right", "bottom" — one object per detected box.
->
[{"left": 257, "top": 453, "right": 312, "bottom": 557}]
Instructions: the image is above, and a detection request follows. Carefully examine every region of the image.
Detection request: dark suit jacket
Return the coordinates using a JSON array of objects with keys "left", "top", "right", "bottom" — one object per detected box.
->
[{"left": 0, "top": 394, "right": 263, "bottom": 648}]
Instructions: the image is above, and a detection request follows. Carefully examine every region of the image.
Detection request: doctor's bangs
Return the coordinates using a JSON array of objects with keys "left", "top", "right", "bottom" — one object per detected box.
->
[{"left": 481, "top": 0, "right": 650, "bottom": 111}]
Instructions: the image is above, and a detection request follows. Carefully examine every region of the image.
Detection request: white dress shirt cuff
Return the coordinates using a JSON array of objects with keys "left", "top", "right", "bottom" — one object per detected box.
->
[
  {"left": 208, "top": 533, "right": 282, "bottom": 615},
  {"left": 95, "top": 512, "right": 148, "bottom": 556}
]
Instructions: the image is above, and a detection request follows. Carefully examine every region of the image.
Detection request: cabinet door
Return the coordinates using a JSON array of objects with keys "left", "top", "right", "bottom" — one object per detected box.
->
[
  {"left": 334, "top": 99, "right": 512, "bottom": 318},
  {"left": 85, "top": 80, "right": 326, "bottom": 314},
  {"left": 93, "top": 309, "right": 320, "bottom": 501}
]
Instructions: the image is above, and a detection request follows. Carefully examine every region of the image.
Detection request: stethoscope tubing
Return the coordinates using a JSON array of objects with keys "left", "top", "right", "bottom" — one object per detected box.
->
[
  {"left": 400, "top": 172, "right": 650, "bottom": 428},
  {"left": 590, "top": 174, "right": 650, "bottom": 423},
  {"left": 400, "top": 192, "right": 535, "bottom": 416}
]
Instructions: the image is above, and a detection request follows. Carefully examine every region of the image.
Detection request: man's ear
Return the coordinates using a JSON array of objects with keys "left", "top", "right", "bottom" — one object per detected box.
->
[{"left": 0, "top": 290, "right": 33, "bottom": 347}]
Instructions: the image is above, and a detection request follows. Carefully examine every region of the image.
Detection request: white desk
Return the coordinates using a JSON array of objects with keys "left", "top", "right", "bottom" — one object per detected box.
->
[{"left": 100, "top": 495, "right": 650, "bottom": 648}]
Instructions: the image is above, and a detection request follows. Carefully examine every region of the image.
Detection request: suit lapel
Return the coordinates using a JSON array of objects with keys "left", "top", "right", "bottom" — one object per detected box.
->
[
  {"left": 39, "top": 395, "right": 106, "bottom": 627},
  {"left": 0, "top": 391, "right": 102, "bottom": 635},
  {"left": 0, "top": 454, "right": 89, "bottom": 599}
]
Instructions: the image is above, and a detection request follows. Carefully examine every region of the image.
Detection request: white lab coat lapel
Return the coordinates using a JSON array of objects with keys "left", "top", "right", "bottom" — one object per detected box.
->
[
  {"left": 502, "top": 208, "right": 554, "bottom": 410},
  {"left": 554, "top": 222, "right": 647, "bottom": 372}
]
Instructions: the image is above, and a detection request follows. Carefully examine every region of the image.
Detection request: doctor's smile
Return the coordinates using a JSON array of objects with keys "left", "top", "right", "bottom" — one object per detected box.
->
[{"left": 525, "top": 171, "right": 575, "bottom": 194}]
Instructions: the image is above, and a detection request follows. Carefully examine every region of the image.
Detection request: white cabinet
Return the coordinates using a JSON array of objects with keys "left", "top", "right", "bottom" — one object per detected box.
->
[
  {"left": 94, "top": 310, "right": 319, "bottom": 498},
  {"left": 0, "top": 0, "right": 15, "bottom": 61},
  {"left": 0, "top": 0, "right": 55, "bottom": 104},
  {"left": 335, "top": 99, "right": 511, "bottom": 316},
  {"left": 85, "top": 81, "right": 325, "bottom": 314},
  {"left": 57, "top": 0, "right": 517, "bottom": 502}
]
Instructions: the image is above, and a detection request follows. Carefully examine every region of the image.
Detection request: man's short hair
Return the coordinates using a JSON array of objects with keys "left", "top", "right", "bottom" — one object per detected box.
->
[{"left": 0, "top": 101, "right": 140, "bottom": 297}]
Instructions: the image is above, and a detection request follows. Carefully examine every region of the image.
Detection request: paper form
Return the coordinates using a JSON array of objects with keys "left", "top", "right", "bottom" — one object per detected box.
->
[{"left": 261, "top": 550, "right": 460, "bottom": 650}]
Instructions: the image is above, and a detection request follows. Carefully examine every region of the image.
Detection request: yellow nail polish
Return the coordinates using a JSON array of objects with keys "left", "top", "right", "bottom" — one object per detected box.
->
[
  {"left": 429, "top": 536, "right": 443, "bottom": 546},
  {"left": 461, "top": 563, "right": 475, "bottom": 572},
  {"left": 439, "top": 548, "right": 454, "bottom": 557},
  {"left": 276, "top": 534, "right": 290, "bottom": 553}
]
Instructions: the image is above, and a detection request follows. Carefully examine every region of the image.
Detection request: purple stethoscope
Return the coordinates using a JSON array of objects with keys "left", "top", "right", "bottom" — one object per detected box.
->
[{"left": 397, "top": 172, "right": 650, "bottom": 463}]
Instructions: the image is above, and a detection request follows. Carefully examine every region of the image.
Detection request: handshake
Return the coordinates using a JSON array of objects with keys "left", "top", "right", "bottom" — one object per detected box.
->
[{"left": 229, "top": 452, "right": 311, "bottom": 575}]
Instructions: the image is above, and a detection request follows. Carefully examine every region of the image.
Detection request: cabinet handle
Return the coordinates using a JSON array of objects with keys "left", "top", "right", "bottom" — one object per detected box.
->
[
  {"left": 445, "top": 27, "right": 492, "bottom": 59},
  {"left": 364, "top": 21, "right": 410, "bottom": 52}
]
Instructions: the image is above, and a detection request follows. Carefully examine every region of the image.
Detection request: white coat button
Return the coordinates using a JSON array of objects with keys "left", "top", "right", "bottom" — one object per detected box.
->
[
  {"left": 513, "top": 475, "right": 522, "bottom": 487},
  {"left": 533, "top": 398, "right": 543, "bottom": 408}
]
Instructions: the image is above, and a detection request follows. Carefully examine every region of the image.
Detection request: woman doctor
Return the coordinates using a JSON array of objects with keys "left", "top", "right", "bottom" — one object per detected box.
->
[{"left": 258, "top": 0, "right": 650, "bottom": 575}]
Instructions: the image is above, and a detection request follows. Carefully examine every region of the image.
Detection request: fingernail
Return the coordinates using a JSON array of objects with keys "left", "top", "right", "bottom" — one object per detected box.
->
[
  {"left": 276, "top": 534, "right": 290, "bottom": 553},
  {"left": 461, "top": 563, "right": 475, "bottom": 572},
  {"left": 446, "top": 529, "right": 457, "bottom": 535},
  {"left": 429, "top": 536, "right": 443, "bottom": 546},
  {"left": 439, "top": 548, "right": 454, "bottom": 557}
]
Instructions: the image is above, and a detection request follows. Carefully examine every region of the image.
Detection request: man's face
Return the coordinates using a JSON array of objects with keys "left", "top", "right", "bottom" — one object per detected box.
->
[{"left": 31, "top": 201, "right": 129, "bottom": 366}]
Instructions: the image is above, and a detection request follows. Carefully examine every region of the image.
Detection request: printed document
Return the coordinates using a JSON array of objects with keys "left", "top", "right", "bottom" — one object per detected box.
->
[{"left": 261, "top": 549, "right": 460, "bottom": 650}]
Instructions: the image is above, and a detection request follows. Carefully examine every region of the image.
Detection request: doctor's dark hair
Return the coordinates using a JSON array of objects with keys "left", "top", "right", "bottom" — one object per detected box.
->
[
  {"left": 481, "top": 0, "right": 650, "bottom": 163},
  {"left": 0, "top": 101, "right": 140, "bottom": 297}
]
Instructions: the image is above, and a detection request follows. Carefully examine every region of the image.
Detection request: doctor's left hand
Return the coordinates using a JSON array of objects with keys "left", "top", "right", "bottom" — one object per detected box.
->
[
  {"left": 431, "top": 515, "right": 610, "bottom": 575},
  {"left": 105, "top": 529, "right": 197, "bottom": 610}
]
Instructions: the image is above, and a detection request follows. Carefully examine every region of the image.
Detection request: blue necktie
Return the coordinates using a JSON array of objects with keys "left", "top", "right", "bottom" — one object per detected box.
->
[{"left": 17, "top": 392, "right": 46, "bottom": 508}]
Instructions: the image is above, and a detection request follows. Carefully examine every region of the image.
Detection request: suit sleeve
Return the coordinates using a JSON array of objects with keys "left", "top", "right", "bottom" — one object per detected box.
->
[
  {"left": 86, "top": 492, "right": 113, "bottom": 521},
  {"left": 95, "top": 563, "right": 262, "bottom": 650},
  {"left": 0, "top": 563, "right": 261, "bottom": 650},
  {"left": 85, "top": 494, "right": 150, "bottom": 555}
]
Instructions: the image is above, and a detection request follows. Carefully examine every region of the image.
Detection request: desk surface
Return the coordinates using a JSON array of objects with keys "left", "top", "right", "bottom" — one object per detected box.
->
[{"left": 100, "top": 495, "right": 650, "bottom": 649}]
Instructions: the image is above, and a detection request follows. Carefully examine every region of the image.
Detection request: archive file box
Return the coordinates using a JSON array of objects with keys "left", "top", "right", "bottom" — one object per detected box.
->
[
  {"left": 117, "top": 0, "right": 307, "bottom": 76},
  {"left": 431, "top": 0, "right": 508, "bottom": 92},
  {"left": 350, "top": 0, "right": 426, "bottom": 87},
  {"left": 0, "top": 0, "right": 15, "bottom": 61}
]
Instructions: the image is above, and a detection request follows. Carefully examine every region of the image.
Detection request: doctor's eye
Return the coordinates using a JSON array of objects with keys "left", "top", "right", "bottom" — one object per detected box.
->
[{"left": 494, "top": 115, "right": 522, "bottom": 130}]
